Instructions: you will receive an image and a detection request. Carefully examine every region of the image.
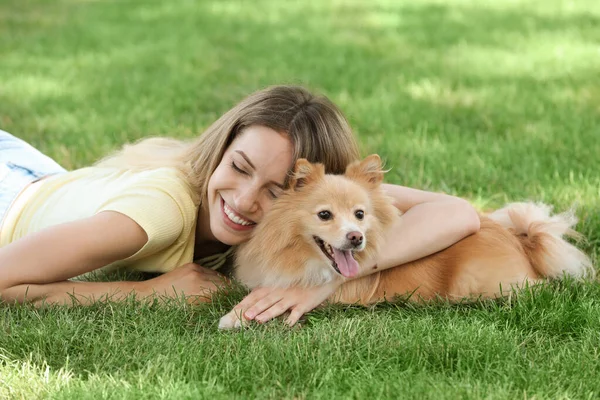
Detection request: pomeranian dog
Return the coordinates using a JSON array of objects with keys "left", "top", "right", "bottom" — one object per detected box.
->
[{"left": 219, "top": 155, "right": 594, "bottom": 329}]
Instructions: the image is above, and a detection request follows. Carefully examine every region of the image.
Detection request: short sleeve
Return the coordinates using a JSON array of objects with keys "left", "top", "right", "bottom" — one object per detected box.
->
[{"left": 97, "top": 188, "right": 185, "bottom": 261}]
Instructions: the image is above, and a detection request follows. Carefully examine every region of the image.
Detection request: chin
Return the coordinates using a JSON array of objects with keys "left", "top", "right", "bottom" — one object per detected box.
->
[
  {"left": 207, "top": 196, "right": 256, "bottom": 246},
  {"left": 210, "top": 222, "right": 249, "bottom": 246}
]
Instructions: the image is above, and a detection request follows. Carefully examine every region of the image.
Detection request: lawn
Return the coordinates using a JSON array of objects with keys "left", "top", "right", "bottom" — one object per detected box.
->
[{"left": 1, "top": 0, "right": 599, "bottom": 398}]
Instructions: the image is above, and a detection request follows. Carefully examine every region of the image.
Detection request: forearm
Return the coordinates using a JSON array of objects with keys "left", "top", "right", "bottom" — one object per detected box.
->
[
  {"left": 0, "top": 280, "right": 144, "bottom": 306},
  {"left": 357, "top": 198, "right": 480, "bottom": 277},
  {"left": 0, "top": 211, "right": 148, "bottom": 294}
]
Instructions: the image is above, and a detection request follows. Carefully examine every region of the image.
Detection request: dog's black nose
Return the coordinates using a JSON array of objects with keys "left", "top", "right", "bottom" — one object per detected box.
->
[{"left": 346, "top": 231, "right": 363, "bottom": 247}]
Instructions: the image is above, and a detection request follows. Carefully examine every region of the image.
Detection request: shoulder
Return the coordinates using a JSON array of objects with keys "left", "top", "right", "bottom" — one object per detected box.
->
[
  {"left": 95, "top": 168, "right": 199, "bottom": 255},
  {"left": 137, "top": 167, "right": 200, "bottom": 213},
  {"left": 94, "top": 167, "right": 198, "bottom": 231},
  {"left": 85, "top": 166, "right": 199, "bottom": 205},
  {"left": 124, "top": 167, "right": 192, "bottom": 189}
]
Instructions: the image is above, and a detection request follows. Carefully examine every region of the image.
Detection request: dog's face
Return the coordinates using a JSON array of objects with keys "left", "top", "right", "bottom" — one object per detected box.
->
[
  {"left": 234, "top": 154, "right": 397, "bottom": 289},
  {"left": 287, "top": 155, "right": 392, "bottom": 279}
]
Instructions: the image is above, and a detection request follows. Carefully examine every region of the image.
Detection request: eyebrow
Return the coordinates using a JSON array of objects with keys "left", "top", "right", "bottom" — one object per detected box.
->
[
  {"left": 235, "top": 150, "right": 255, "bottom": 169},
  {"left": 235, "top": 150, "right": 285, "bottom": 189}
]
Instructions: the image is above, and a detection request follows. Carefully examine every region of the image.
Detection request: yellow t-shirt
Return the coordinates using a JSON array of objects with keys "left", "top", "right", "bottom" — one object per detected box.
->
[{"left": 0, "top": 167, "right": 199, "bottom": 274}]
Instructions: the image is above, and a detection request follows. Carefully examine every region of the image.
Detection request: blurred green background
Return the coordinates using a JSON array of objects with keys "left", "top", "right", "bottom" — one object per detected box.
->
[{"left": 2, "top": 0, "right": 598, "bottom": 200}]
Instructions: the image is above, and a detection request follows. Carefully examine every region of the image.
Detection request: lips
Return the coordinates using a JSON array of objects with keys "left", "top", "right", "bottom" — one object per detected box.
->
[{"left": 220, "top": 197, "right": 256, "bottom": 231}]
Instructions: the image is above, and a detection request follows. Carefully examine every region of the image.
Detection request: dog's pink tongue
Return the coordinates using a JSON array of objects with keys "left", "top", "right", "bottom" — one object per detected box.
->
[{"left": 332, "top": 247, "right": 359, "bottom": 278}]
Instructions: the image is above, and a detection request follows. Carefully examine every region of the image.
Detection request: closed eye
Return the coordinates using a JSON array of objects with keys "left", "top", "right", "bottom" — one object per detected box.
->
[
  {"left": 268, "top": 186, "right": 284, "bottom": 199},
  {"left": 231, "top": 161, "right": 281, "bottom": 199},
  {"left": 230, "top": 161, "right": 249, "bottom": 175}
]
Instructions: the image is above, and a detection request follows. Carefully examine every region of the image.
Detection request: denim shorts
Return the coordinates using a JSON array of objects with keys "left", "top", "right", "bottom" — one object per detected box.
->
[{"left": 0, "top": 130, "right": 66, "bottom": 227}]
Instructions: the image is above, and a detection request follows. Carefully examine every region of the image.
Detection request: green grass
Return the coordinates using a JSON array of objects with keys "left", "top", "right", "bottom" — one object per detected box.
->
[{"left": 1, "top": 0, "right": 599, "bottom": 398}]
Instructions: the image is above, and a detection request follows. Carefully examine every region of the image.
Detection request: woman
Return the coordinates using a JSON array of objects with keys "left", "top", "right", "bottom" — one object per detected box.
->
[{"left": 0, "top": 85, "right": 479, "bottom": 326}]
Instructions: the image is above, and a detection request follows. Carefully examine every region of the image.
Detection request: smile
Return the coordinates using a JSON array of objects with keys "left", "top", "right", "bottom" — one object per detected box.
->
[{"left": 220, "top": 197, "right": 256, "bottom": 231}]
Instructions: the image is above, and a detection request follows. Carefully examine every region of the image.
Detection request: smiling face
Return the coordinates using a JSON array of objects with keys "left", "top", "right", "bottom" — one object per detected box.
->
[{"left": 202, "top": 125, "right": 294, "bottom": 246}]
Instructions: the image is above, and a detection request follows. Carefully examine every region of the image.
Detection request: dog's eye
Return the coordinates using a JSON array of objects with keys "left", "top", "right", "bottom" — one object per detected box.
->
[
  {"left": 318, "top": 210, "right": 332, "bottom": 221},
  {"left": 355, "top": 210, "right": 364, "bottom": 220}
]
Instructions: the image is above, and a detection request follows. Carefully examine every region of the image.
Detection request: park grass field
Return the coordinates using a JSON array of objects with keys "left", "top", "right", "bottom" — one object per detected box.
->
[{"left": 1, "top": 0, "right": 599, "bottom": 398}]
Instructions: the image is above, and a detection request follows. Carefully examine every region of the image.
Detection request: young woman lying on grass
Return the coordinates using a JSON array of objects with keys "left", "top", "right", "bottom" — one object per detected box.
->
[{"left": 0, "top": 85, "right": 479, "bottom": 326}]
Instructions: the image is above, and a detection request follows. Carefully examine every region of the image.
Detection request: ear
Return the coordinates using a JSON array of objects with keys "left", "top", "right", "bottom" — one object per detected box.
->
[
  {"left": 345, "top": 154, "right": 385, "bottom": 187},
  {"left": 289, "top": 159, "right": 325, "bottom": 190}
]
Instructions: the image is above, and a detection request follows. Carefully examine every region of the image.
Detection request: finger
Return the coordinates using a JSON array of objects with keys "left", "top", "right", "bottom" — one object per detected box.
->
[
  {"left": 254, "top": 299, "right": 292, "bottom": 323},
  {"left": 204, "top": 275, "right": 229, "bottom": 288},
  {"left": 244, "top": 292, "right": 285, "bottom": 320},
  {"left": 219, "top": 274, "right": 232, "bottom": 285},
  {"left": 232, "top": 287, "right": 271, "bottom": 311},
  {"left": 202, "top": 281, "right": 222, "bottom": 292},
  {"left": 229, "top": 288, "right": 272, "bottom": 322},
  {"left": 186, "top": 293, "right": 213, "bottom": 305},
  {"left": 285, "top": 307, "right": 305, "bottom": 327}
]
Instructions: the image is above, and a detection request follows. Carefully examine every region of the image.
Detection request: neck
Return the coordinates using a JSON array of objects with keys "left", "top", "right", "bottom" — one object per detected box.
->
[{"left": 194, "top": 204, "right": 229, "bottom": 260}]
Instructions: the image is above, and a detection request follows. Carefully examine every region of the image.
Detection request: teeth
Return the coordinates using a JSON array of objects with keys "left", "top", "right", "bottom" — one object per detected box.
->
[
  {"left": 326, "top": 244, "right": 333, "bottom": 256},
  {"left": 223, "top": 202, "right": 253, "bottom": 226},
  {"left": 314, "top": 237, "right": 336, "bottom": 259}
]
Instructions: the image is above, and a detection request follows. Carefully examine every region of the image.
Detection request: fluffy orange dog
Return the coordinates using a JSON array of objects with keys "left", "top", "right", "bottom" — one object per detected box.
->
[{"left": 219, "top": 155, "right": 593, "bottom": 329}]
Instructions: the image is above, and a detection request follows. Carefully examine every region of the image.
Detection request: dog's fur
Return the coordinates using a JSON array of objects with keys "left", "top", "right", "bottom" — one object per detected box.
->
[{"left": 219, "top": 155, "right": 594, "bottom": 329}]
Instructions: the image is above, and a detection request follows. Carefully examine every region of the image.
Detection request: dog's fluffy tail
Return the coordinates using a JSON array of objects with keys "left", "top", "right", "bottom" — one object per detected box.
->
[{"left": 488, "top": 202, "right": 595, "bottom": 279}]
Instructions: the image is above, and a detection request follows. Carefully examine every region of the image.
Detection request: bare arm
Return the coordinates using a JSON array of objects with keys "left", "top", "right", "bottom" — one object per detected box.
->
[
  {"left": 355, "top": 183, "right": 480, "bottom": 276},
  {"left": 0, "top": 211, "right": 148, "bottom": 305}
]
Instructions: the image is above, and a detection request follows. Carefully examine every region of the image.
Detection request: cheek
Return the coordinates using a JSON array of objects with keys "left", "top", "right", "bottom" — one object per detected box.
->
[
  {"left": 259, "top": 197, "right": 276, "bottom": 215},
  {"left": 209, "top": 165, "right": 233, "bottom": 193},
  {"left": 361, "top": 215, "right": 376, "bottom": 232}
]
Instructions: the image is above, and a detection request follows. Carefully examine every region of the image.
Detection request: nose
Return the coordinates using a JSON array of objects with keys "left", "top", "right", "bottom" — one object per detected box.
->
[
  {"left": 346, "top": 231, "right": 363, "bottom": 247},
  {"left": 234, "top": 185, "right": 260, "bottom": 215}
]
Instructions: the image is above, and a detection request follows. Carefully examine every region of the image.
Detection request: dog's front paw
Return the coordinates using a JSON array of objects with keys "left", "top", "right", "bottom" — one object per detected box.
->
[{"left": 218, "top": 310, "right": 249, "bottom": 330}]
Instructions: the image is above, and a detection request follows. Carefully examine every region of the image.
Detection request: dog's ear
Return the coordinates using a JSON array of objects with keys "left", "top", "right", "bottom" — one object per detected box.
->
[
  {"left": 290, "top": 159, "right": 325, "bottom": 190},
  {"left": 345, "top": 154, "right": 385, "bottom": 187}
]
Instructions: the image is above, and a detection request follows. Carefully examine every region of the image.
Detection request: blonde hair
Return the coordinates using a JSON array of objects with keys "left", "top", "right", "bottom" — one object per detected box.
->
[{"left": 97, "top": 85, "right": 360, "bottom": 206}]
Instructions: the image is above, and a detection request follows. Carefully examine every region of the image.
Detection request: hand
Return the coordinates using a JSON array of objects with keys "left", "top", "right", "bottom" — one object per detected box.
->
[
  {"left": 141, "top": 263, "right": 230, "bottom": 304},
  {"left": 218, "top": 281, "right": 341, "bottom": 330}
]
